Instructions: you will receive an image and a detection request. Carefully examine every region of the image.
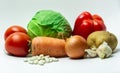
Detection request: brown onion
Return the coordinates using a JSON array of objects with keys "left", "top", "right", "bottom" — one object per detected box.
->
[{"left": 65, "top": 35, "right": 88, "bottom": 59}]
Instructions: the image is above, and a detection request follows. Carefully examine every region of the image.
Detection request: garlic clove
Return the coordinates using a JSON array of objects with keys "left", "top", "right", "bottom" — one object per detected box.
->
[
  {"left": 85, "top": 49, "right": 97, "bottom": 58},
  {"left": 96, "top": 41, "right": 112, "bottom": 59}
]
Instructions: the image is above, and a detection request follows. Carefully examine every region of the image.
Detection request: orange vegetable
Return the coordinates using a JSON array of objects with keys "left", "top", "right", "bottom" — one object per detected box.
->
[
  {"left": 65, "top": 35, "right": 88, "bottom": 59},
  {"left": 31, "top": 37, "right": 67, "bottom": 57}
]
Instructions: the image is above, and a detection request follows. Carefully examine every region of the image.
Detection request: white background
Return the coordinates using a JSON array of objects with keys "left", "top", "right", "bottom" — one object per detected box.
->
[{"left": 0, "top": 0, "right": 120, "bottom": 73}]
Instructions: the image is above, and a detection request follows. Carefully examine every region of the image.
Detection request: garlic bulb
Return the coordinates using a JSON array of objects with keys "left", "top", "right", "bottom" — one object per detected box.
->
[
  {"left": 85, "top": 49, "right": 97, "bottom": 57},
  {"left": 96, "top": 42, "right": 112, "bottom": 59}
]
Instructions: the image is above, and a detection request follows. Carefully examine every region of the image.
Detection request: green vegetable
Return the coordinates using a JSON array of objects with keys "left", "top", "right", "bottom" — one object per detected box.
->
[{"left": 27, "top": 10, "right": 72, "bottom": 39}]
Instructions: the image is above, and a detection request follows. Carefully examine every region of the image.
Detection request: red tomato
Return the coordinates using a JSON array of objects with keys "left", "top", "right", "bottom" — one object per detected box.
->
[
  {"left": 4, "top": 25, "right": 27, "bottom": 40},
  {"left": 5, "top": 32, "right": 30, "bottom": 57},
  {"left": 72, "top": 11, "right": 106, "bottom": 39}
]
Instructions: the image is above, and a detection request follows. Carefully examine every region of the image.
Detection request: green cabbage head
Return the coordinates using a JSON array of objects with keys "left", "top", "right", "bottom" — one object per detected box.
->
[{"left": 27, "top": 10, "right": 72, "bottom": 39}]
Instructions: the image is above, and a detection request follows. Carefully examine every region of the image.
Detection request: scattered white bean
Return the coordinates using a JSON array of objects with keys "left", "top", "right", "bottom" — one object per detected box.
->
[
  {"left": 39, "top": 54, "right": 44, "bottom": 58},
  {"left": 45, "top": 57, "right": 50, "bottom": 63},
  {"left": 45, "top": 55, "right": 50, "bottom": 58},
  {"left": 49, "top": 58, "right": 53, "bottom": 62},
  {"left": 24, "top": 54, "right": 59, "bottom": 66},
  {"left": 50, "top": 57, "right": 59, "bottom": 62},
  {"left": 33, "top": 60, "right": 39, "bottom": 64},
  {"left": 38, "top": 60, "right": 45, "bottom": 65},
  {"left": 28, "top": 60, "right": 34, "bottom": 64}
]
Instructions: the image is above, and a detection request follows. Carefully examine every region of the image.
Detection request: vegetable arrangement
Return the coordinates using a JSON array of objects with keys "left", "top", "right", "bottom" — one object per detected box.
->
[{"left": 4, "top": 10, "right": 118, "bottom": 65}]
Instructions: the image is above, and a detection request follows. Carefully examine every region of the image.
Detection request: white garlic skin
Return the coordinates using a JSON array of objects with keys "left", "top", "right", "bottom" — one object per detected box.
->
[
  {"left": 85, "top": 49, "right": 97, "bottom": 57},
  {"left": 96, "top": 42, "right": 112, "bottom": 59}
]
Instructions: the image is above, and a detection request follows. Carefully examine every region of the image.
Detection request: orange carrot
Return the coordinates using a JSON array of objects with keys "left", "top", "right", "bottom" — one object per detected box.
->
[{"left": 31, "top": 37, "right": 67, "bottom": 57}]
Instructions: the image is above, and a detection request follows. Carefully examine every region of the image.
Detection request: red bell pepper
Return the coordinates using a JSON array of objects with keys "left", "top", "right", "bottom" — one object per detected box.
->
[{"left": 72, "top": 11, "right": 106, "bottom": 39}]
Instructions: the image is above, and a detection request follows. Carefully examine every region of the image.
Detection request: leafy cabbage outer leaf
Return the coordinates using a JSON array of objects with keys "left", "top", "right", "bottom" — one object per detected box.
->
[{"left": 27, "top": 10, "right": 72, "bottom": 39}]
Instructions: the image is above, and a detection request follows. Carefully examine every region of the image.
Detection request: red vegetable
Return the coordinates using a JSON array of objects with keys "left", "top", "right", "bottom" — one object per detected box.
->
[
  {"left": 4, "top": 25, "right": 27, "bottom": 40},
  {"left": 72, "top": 11, "right": 106, "bottom": 39},
  {"left": 5, "top": 32, "right": 30, "bottom": 57}
]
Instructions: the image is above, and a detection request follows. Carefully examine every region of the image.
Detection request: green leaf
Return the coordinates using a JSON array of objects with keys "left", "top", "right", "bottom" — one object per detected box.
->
[{"left": 27, "top": 10, "right": 72, "bottom": 39}]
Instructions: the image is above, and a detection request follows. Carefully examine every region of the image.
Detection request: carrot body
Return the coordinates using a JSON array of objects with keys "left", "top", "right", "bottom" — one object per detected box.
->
[{"left": 31, "top": 37, "right": 67, "bottom": 57}]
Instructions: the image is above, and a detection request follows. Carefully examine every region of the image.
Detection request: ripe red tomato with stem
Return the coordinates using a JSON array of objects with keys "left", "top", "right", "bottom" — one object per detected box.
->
[
  {"left": 4, "top": 25, "right": 27, "bottom": 40},
  {"left": 5, "top": 32, "right": 30, "bottom": 57}
]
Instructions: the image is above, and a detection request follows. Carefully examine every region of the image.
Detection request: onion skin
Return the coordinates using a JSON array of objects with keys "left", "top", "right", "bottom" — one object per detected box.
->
[{"left": 65, "top": 35, "right": 88, "bottom": 59}]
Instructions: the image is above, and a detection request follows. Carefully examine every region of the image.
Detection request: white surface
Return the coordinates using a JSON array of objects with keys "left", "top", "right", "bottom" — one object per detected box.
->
[{"left": 0, "top": 0, "right": 120, "bottom": 73}]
